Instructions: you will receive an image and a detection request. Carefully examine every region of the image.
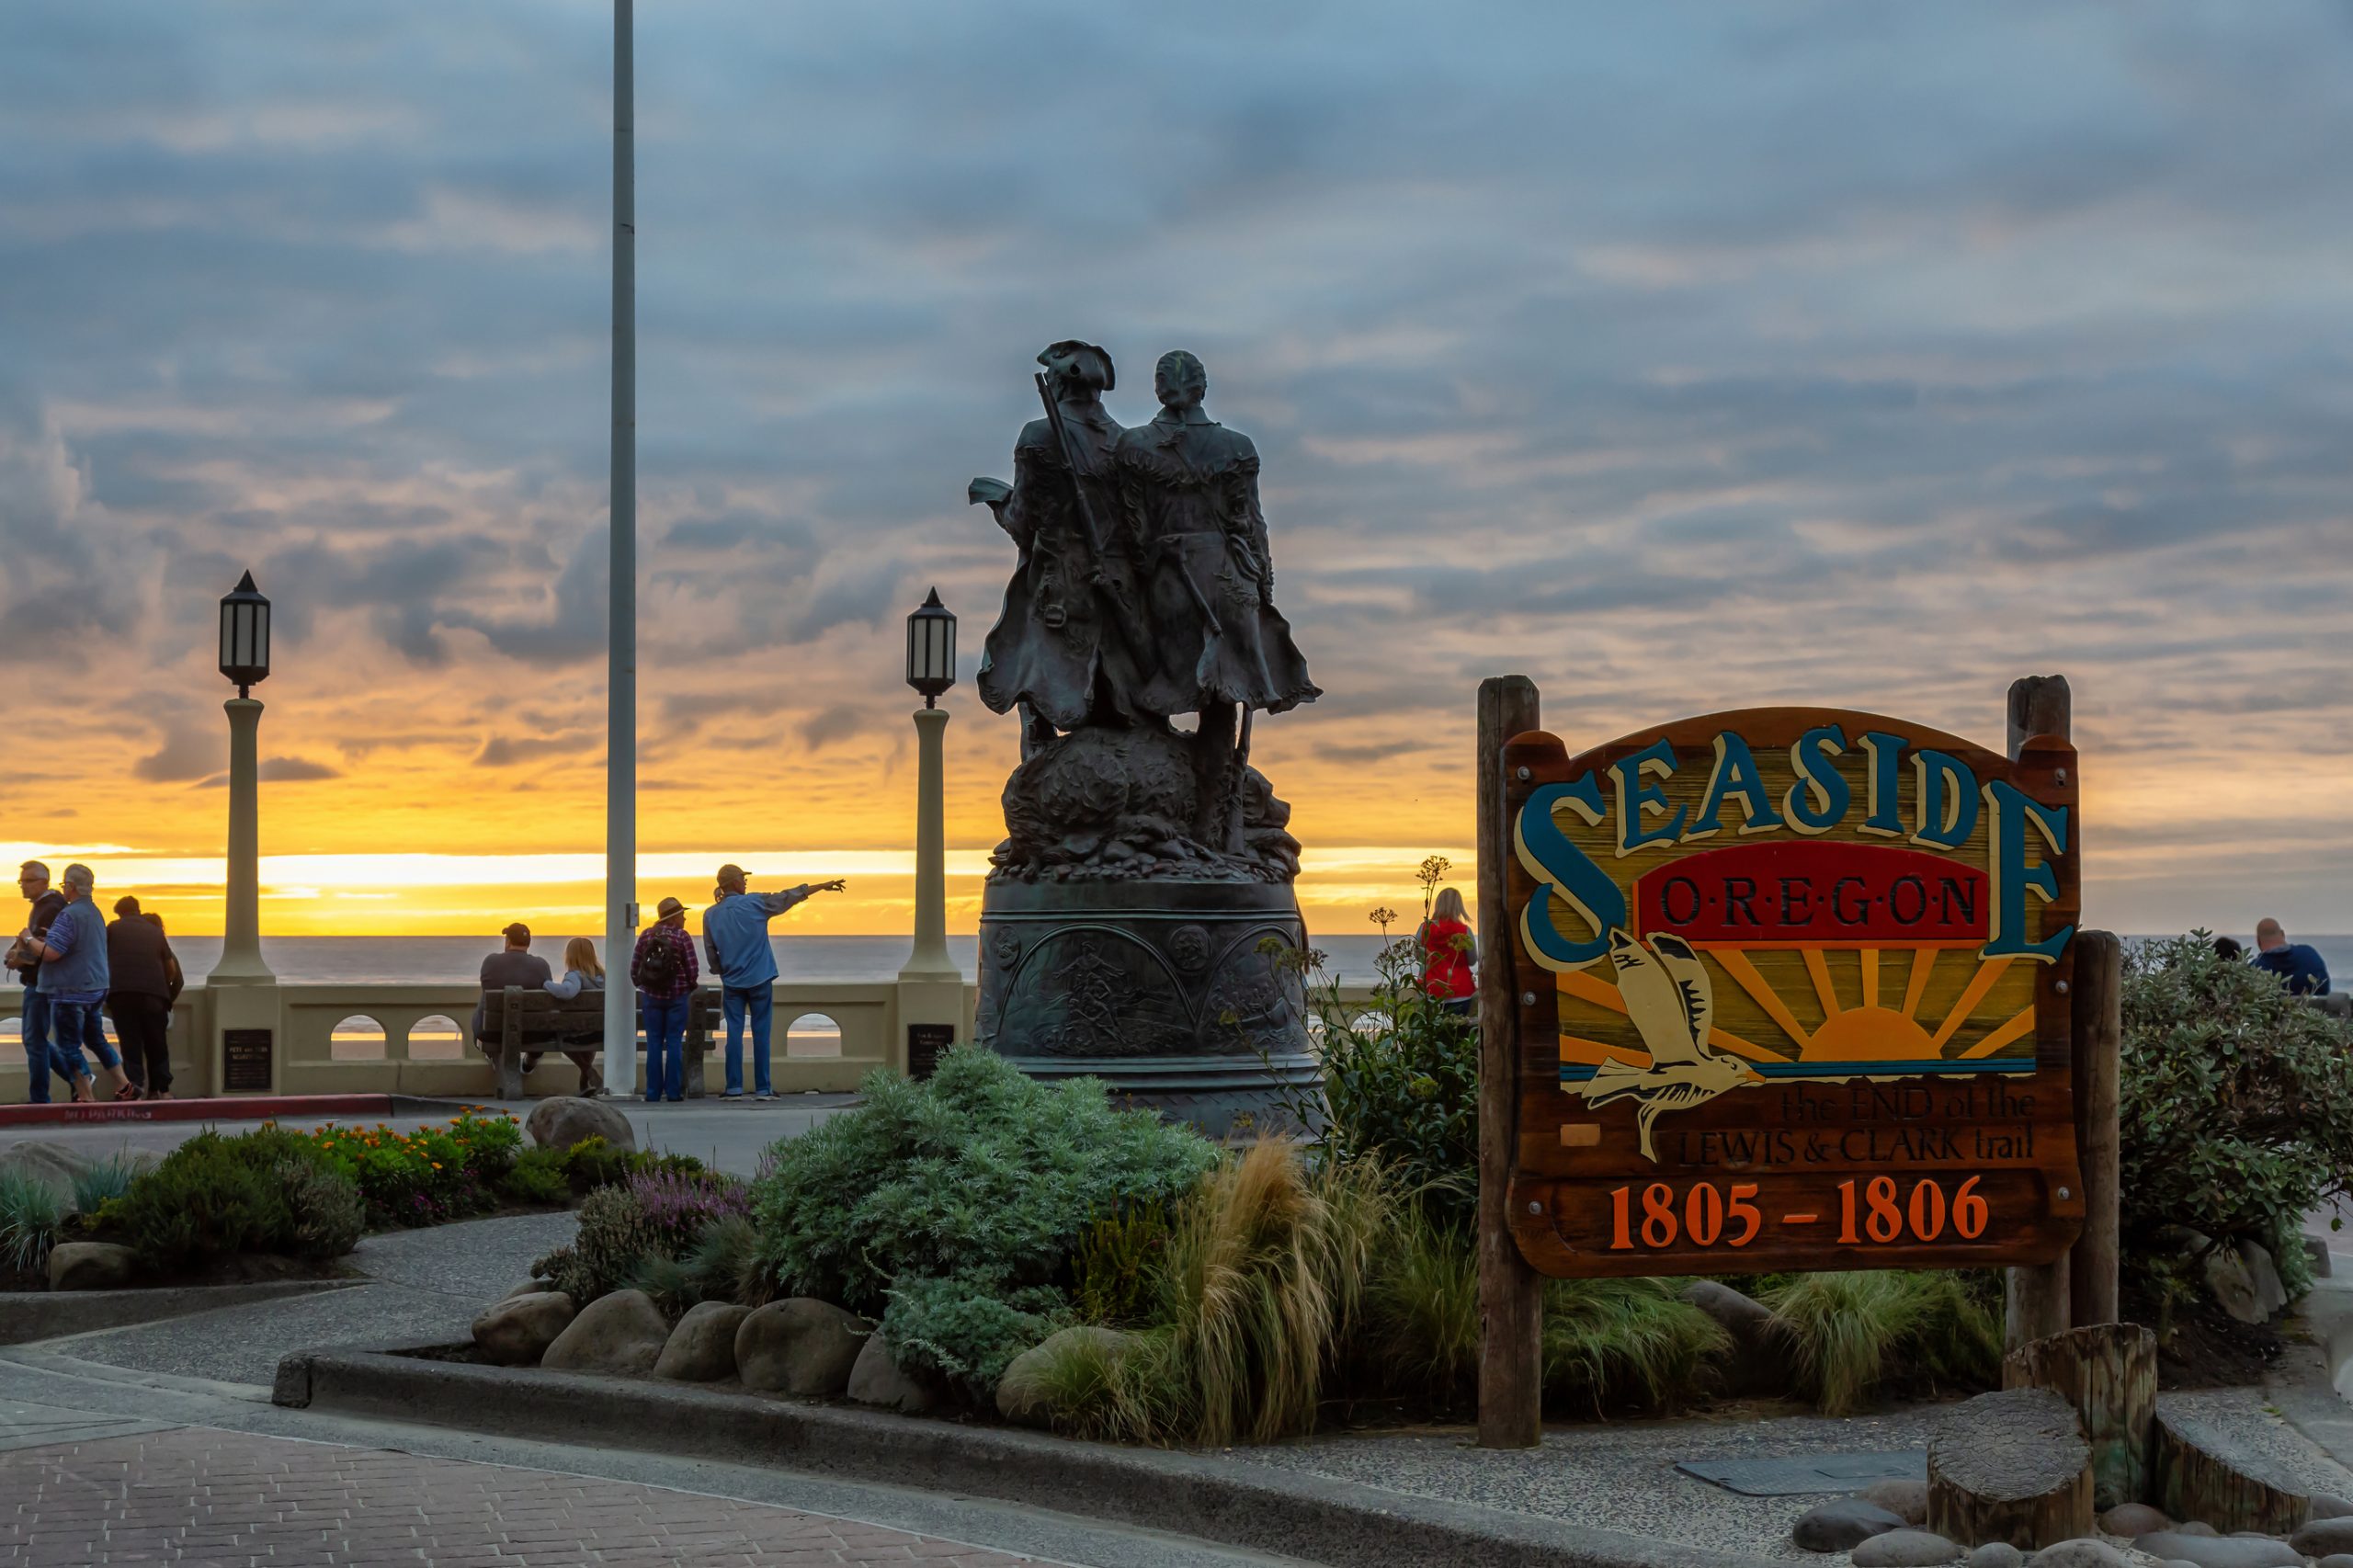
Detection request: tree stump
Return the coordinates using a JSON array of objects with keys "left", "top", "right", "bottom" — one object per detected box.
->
[
  {"left": 2153, "top": 1405, "right": 2309, "bottom": 1535},
  {"left": 1927, "top": 1386, "right": 2094, "bottom": 1549},
  {"left": 2004, "top": 1323, "right": 2155, "bottom": 1510}
]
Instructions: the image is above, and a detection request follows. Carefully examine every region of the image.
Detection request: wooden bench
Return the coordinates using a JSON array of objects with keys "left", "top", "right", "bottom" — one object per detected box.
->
[
  {"left": 484, "top": 987, "right": 608, "bottom": 1100},
  {"left": 484, "top": 984, "right": 737, "bottom": 1099}
]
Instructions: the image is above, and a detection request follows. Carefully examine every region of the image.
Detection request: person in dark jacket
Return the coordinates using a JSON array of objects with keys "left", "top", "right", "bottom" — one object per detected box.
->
[
  {"left": 6, "top": 861, "right": 74, "bottom": 1103},
  {"left": 107, "top": 896, "right": 179, "bottom": 1098},
  {"left": 2253, "top": 918, "right": 2332, "bottom": 996}
]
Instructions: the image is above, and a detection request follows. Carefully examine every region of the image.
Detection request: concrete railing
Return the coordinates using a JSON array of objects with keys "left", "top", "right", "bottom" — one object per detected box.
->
[
  {"left": 0, "top": 980, "right": 983, "bottom": 1103},
  {"left": 0, "top": 976, "right": 1377, "bottom": 1104}
]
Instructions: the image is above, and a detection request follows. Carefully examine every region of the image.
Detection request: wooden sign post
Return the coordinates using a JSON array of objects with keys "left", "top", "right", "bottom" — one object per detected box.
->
[{"left": 1484, "top": 699, "right": 2085, "bottom": 1301}]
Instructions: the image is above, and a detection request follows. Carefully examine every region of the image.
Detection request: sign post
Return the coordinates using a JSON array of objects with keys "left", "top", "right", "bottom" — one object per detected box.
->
[{"left": 1493, "top": 702, "right": 2084, "bottom": 1288}]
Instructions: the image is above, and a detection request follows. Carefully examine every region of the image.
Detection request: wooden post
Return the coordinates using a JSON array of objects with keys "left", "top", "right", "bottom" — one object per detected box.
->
[
  {"left": 497, "top": 985, "right": 526, "bottom": 1101},
  {"left": 2069, "top": 930, "right": 2122, "bottom": 1327},
  {"left": 2005, "top": 1323, "right": 2154, "bottom": 1510},
  {"left": 1476, "top": 675, "right": 1544, "bottom": 1449},
  {"left": 2006, "top": 675, "right": 2071, "bottom": 1350}
]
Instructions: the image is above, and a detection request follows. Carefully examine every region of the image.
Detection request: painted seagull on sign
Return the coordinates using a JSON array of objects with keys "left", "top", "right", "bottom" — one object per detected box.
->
[{"left": 1580, "top": 928, "right": 1760, "bottom": 1163}]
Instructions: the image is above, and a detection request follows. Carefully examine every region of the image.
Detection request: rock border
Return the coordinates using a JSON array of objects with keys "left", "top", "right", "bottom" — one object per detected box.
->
[
  {"left": 275, "top": 1344, "right": 1780, "bottom": 1568},
  {"left": 0, "top": 1278, "right": 360, "bottom": 1345}
]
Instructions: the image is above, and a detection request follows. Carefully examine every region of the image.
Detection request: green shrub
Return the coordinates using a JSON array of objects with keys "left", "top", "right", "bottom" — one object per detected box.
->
[
  {"left": 2120, "top": 934, "right": 2353, "bottom": 1301},
  {"left": 565, "top": 1136, "right": 636, "bottom": 1194},
  {"left": 682, "top": 1214, "right": 767, "bottom": 1308},
  {"left": 881, "top": 1275, "right": 1069, "bottom": 1396},
  {"left": 1361, "top": 1205, "right": 1482, "bottom": 1408},
  {"left": 1542, "top": 1278, "right": 1728, "bottom": 1415},
  {"left": 278, "top": 1160, "right": 365, "bottom": 1259},
  {"left": 111, "top": 1132, "right": 293, "bottom": 1271},
  {"left": 748, "top": 1046, "right": 1217, "bottom": 1320},
  {"left": 1271, "top": 860, "right": 1481, "bottom": 1227},
  {"left": 500, "top": 1145, "right": 574, "bottom": 1205},
  {"left": 1762, "top": 1269, "right": 2001, "bottom": 1415},
  {"left": 534, "top": 1184, "right": 662, "bottom": 1304},
  {"left": 0, "top": 1169, "right": 64, "bottom": 1277}
]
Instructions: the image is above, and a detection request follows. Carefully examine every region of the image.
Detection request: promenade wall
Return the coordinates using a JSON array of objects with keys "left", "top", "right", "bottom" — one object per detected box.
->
[{"left": 0, "top": 977, "right": 1377, "bottom": 1101}]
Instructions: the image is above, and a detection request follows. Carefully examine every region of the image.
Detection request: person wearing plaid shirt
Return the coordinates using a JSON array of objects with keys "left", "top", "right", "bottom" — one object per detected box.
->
[{"left": 631, "top": 898, "right": 700, "bottom": 1103}]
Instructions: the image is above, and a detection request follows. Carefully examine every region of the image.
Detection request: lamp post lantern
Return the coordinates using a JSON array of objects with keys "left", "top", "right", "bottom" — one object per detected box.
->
[
  {"left": 904, "top": 587, "right": 956, "bottom": 709},
  {"left": 211, "top": 571, "right": 275, "bottom": 984},
  {"left": 898, "top": 588, "right": 959, "bottom": 991}
]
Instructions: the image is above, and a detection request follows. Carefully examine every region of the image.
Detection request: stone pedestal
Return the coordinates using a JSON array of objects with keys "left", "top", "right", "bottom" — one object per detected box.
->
[{"left": 976, "top": 879, "right": 1319, "bottom": 1138}]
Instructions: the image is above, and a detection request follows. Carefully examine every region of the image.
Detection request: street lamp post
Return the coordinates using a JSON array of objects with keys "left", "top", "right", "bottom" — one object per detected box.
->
[
  {"left": 899, "top": 588, "right": 960, "bottom": 998},
  {"left": 603, "top": 0, "right": 639, "bottom": 1099},
  {"left": 212, "top": 572, "right": 275, "bottom": 985}
]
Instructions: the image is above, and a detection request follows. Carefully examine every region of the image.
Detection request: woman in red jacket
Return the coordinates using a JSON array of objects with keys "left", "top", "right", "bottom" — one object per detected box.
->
[{"left": 1418, "top": 886, "right": 1479, "bottom": 1016}]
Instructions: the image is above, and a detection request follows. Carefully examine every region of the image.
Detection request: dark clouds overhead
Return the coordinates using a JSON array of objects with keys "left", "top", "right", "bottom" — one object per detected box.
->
[{"left": 3, "top": 1, "right": 2350, "bottom": 926}]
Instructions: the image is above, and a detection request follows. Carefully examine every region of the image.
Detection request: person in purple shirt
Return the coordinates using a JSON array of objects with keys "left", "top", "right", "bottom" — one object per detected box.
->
[{"left": 2253, "top": 918, "right": 2331, "bottom": 996}]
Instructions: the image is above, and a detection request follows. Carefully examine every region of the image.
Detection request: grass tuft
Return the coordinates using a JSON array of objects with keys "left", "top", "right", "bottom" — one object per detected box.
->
[
  {"left": 0, "top": 1170, "right": 65, "bottom": 1277},
  {"left": 1762, "top": 1269, "right": 2001, "bottom": 1415}
]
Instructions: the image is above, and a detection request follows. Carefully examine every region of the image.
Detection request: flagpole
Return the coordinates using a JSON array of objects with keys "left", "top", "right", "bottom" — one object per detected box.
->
[{"left": 603, "top": 0, "right": 639, "bottom": 1098}]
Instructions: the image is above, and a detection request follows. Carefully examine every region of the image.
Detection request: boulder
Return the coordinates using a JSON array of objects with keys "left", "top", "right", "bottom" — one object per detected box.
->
[
  {"left": 1967, "top": 1545, "right": 2024, "bottom": 1568},
  {"left": 2129, "top": 1533, "right": 2298, "bottom": 1568},
  {"left": 472, "top": 1291, "right": 576, "bottom": 1367},
  {"left": 654, "top": 1301, "right": 751, "bottom": 1382},
  {"left": 996, "top": 1325, "right": 1135, "bottom": 1427},
  {"left": 2176, "top": 1524, "right": 2222, "bottom": 1538},
  {"left": 1851, "top": 1529, "right": 1962, "bottom": 1566},
  {"left": 502, "top": 1279, "right": 544, "bottom": 1301},
  {"left": 1679, "top": 1279, "right": 1790, "bottom": 1395},
  {"left": 2240, "top": 1243, "right": 2288, "bottom": 1319},
  {"left": 2099, "top": 1504, "right": 2170, "bottom": 1538},
  {"left": 2290, "top": 1520, "right": 2353, "bottom": 1559},
  {"left": 2029, "top": 1541, "right": 2128, "bottom": 1568},
  {"left": 525, "top": 1096, "right": 635, "bottom": 1153},
  {"left": 541, "top": 1289, "right": 667, "bottom": 1374},
  {"left": 0, "top": 1140, "right": 96, "bottom": 1197},
  {"left": 2202, "top": 1246, "right": 2262, "bottom": 1326},
  {"left": 46, "top": 1241, "right": 139, "bottom": 1291},
  {"left": 2316, "top": 1556, "right": 2353, "bottom": 1568},
  {"left": 1791, "top": 1498, "right": 1908, "bottom": 1552},
  {"left": 1862, "top": 1480, "right": 1931, "bottom": 1527},
  {"left": 847, "top": 1333, "right": 941, "bottom": 1415},
  {"left": 2313, "top": 1497, "right": 2353, "bottom": 1523},
  {"left": 735, "top": 1298, "right": 870, "bottom": 1397}
]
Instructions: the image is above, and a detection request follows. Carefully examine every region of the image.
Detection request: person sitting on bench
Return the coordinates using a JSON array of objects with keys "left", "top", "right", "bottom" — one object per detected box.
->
[{"left": 472, "top": 923, "right": 607, "bottom": 1096}]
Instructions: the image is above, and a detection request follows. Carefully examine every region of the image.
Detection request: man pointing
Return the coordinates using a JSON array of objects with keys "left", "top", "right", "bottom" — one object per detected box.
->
[{"left": 702, "top": 863, "right": 846, "bottom": 1099}]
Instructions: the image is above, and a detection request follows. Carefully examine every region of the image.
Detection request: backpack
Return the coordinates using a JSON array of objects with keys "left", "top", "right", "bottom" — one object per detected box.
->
[{"left": 634, "top": 932, "right": 677, "bottom": 992}]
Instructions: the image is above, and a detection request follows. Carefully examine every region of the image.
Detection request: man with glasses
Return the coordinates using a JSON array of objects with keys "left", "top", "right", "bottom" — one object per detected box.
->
[{"left": 5, "top": 862, "right": 72, "bottom": 1103}]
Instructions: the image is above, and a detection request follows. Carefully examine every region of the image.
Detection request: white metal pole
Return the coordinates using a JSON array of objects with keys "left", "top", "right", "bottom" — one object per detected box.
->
[
  {"left": 210, "top": 698, "right": 276, "bottom": 983},
  {"left": 603, "top": 0, "right": 638, "bottom": 1098}
]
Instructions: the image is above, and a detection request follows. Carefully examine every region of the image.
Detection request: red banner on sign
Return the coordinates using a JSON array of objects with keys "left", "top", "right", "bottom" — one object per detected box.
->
[{"left": 1633, "top": 842, "right": 1990, "bottom": 945}]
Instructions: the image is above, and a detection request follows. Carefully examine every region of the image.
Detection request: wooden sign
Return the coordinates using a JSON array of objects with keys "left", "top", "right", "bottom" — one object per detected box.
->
[{"left": 1503, "top": 708, "right": 2083, "bottom": 1277}]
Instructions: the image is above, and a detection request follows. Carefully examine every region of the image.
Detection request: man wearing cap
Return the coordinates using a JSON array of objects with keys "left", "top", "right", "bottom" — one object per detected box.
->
[
  {"left": 702, "top": 864, "right": 846, "bottom": 1099},
  {"left": 631, "top": 897, "right": 700, "bottom": 1103}
]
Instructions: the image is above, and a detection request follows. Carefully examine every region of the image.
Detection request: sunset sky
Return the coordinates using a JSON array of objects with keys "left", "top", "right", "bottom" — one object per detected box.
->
[{"left": 5, "top": 4, "right": 2349, "bottom": 942}]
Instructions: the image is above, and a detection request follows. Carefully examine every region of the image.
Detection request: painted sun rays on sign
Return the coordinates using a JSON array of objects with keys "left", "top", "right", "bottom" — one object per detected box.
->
[{"left": 1555, "top": 942, "right": 2038, "bottom": 1083}]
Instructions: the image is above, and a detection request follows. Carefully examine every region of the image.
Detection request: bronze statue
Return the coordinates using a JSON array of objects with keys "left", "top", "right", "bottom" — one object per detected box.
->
[
  {"left": 971, "top": 340, "right": 1148, "bottom": 756},
  {"left": 971, "top": 342, "right": 1322, "bottom": 1136}
]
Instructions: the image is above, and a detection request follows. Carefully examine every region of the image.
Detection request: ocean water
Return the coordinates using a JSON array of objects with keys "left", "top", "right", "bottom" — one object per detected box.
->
[{"left": 130, "top": 932, "right": 2353, "bottom": 988}]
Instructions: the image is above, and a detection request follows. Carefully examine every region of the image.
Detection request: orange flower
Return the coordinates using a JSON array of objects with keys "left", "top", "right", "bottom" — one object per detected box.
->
[{"left": 430, "top": 1162, "right": 442, "bottom": 1170}]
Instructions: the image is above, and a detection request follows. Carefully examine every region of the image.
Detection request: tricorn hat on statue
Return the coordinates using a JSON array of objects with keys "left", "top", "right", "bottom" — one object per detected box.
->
[{"left": 1038, "top": 339, "right": 1115, "bottom": 392}]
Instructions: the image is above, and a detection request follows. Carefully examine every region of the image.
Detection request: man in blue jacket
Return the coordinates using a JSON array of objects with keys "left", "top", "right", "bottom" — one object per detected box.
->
[
  {"left": 17, "top": 864, "right": 123, "bottom": 1102},
  {"left": 2253, "top": 918, "right": 2332, "bottom": 996},
  {"left": 701, "top": 863, "right": 846, "bottom": 1098}
]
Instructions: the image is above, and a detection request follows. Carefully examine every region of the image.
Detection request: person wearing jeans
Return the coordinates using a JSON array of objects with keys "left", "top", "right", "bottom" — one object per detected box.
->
[
  {"left": 19, "top": 863, "right": 118, "bottom": 1103},
  {"left": 8, "top": 862, "right": 73, "bottom": 1104},
  {"left": 700, "top": 863, "right": 845, "bottom": 1099},
  {"left": 631, "top": 897, "right": 699, "bottom": 1102}
]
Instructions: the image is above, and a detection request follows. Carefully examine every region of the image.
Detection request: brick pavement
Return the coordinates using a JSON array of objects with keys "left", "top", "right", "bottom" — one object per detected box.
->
[{"left": 1, "top": 1424, "right": 1047, "bottom": 1565}]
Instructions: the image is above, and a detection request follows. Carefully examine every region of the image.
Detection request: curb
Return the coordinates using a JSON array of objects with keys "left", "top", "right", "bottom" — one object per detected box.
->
[
  {"left": 0, "top": 1278, "right": 359, "bottom": 1345},
  {"left": 0, "top": 1093, "right": 400, "bottom": 1130},
  {"left": 276, "top": 1346, "right": 1779, "bottom": 1568}
]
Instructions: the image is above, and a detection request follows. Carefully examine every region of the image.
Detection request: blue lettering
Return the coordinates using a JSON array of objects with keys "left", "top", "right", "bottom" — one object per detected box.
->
[
  {"left": 1983, "top": 779, "right": 2071, "bottom": 961},
  {"left": 1610, "top": 738, "right": 1688, "bottom": 856},
  {"left": 1858, "top": 731, "right": 1906, "bottom": 836},
  {"left": 1685, "top": 732, "right": 1786, "bottom": 840},
  {"left": 1515, "top": 774, "right": 1625, "bottom": 971},
  {"left": 1783, "top": 724, "right": 1849, "bottom": 835},
  {"left": 1910, "top": 749, "right": 1981, "bottom": 850}
]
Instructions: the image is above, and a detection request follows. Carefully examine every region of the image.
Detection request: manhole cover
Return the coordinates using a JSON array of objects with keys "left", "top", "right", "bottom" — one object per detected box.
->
[{"left": 1677, "top": 1451, "right": 1926, "bottom": 1496}]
